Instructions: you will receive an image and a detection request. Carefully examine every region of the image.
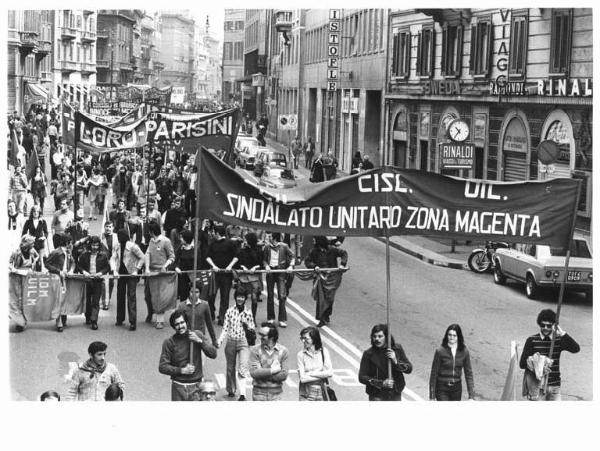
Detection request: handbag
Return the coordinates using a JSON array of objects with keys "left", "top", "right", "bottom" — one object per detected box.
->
[
  {"left": 321, "top": 348, "right": 337, "bottom": 401},
  {"left": 242, "top": 321, "right": 256, "bottom": 346}
]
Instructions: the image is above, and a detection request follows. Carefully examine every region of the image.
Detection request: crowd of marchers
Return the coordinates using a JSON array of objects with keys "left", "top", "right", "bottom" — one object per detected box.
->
[{"left": 9, "top": 106, "right": 580, "bottom": 402}]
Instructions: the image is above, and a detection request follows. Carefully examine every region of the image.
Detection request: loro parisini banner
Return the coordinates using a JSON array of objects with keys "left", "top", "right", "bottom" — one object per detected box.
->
[{"left": 197, "top": 149, "right": 580, "bottom": 248}]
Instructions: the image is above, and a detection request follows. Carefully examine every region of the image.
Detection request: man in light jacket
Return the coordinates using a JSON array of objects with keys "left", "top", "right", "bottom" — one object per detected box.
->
[{"left": 114, "top": 228, "right": 145, "bottom": 331}]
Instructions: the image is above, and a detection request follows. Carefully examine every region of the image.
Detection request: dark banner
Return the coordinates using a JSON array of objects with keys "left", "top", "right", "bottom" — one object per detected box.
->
[
  {"left": 146, "top": 108, "right": 241, "bottom": 156},
  {"left": 87, "top": 100, "right": 142, "bottom": 116},
  {"left": 197, "top": 149, "right": 580, "bottom": 247},
  {"left": 61, "top": 101, "right": 76, "bottom": 147},
  {"left": 74, "top": 111, "right": 148, "bottom": 153}
]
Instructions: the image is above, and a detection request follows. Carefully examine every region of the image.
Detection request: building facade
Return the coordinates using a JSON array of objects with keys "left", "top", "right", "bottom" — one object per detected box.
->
[
  {"left": 96, "top": 10, "right": 143, "bottom": 99},
  {"left": 138, "top": 13, "right": 163, "bottom": 87},
  {"left": 7, "top": 10, "right": 53, "bottom": 114},
  {"left": 222, "top": 9, "right": 245, "bottom": 103},
  {"left": 52, "top": 9, "right": 98, "bottom": 108},
  {"left": 241, "top": 9, "right": 270, "bottom": 119},
  {"left": 158, "top": 11, "right": 196, "bottom": 97},
  {"left": 384, "top": 8, "right": 592, "bottom": 234}
]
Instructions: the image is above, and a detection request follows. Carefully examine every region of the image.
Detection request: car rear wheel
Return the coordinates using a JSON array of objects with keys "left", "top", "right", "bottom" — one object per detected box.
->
[
  {"left": 525, "top": 274, "right": 539, "bottom": 299},
  {"left": 493, "top": 264, "right": 506, "bottom": 285}
]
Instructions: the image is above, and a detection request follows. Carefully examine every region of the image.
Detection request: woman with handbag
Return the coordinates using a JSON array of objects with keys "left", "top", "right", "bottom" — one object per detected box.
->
[
  {"left": 217, "top": 287, "right": 256, "bottom": 401},
  {"left": 297, "top": 326, "right": 334, "bottom": 401}
]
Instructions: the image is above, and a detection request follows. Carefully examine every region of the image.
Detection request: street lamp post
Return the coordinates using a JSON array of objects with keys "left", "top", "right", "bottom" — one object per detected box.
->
[{"left": 109, "top": 45, "right": 115, "bottom": 100}]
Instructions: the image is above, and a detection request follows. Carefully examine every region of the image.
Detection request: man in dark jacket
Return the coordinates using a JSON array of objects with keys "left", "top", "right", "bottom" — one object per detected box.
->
[
  {"left": 78, "top": 236, "right": 111, "bottom": 330},
  {"left": 358, "top": 324, "right": 412, "bottom": 401},
  {"left": 159, "top": 310, "right": 217, "bottom": 401},
  {"left": 262, "top": 232, "right": 294, "bottom": 328}
]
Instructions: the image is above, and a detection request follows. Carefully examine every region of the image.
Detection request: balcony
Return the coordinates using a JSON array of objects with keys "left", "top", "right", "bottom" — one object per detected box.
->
[
  {"left": 96, "top": 30, "right": 109, "bottom": 40},
  {"left": 60, "top": 60, "right": 79, "bottom": 72},
  {"left": 19, "top": 31, "right": 39, "bottom": 55},
  {"left": 61, "top": 27, "right": 77, "bottom": 40},
  {"left": 153, "top": 61, "right": 165, "bottom": 71},
  {"left": 83, "top": 9, "right": 95, "bottom": 16},
  {"left": 274, "top": 10, "right": 293, "bottom": 33},
  {"left": 81, "top": 31, "right": 96, "bottom": 43},
  {"left": 96, "top": 60, "right": 110, "bottom": 69},
  {"left": 119, "top": 62, "right": 133, "bottom": 71},
  {"left": 35, "top": 40, "right": 51, "bottom": 60},
  {"left": 81, "top": 62, "right": 97, "bottom": 74}
]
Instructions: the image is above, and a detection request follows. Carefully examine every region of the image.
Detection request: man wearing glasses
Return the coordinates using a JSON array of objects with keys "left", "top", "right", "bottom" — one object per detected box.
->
[
  {"left": 519, "top": 309, "right": 580, "bottom": 401},
  {"left": 248, "top": 322, "right": 289, "bottom": 401}
]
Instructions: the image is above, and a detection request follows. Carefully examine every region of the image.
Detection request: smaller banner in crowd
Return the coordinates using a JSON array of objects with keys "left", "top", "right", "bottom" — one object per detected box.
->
[
  {"left": 74, "top": 110, "right": 148, "bottom": 154},
  {"left": 147, "top": 273, "right": 178, "bottom": 314},
  {"left": 9, "top": 273, "right": 62, "bottom": 323},
  {"left": 63, "top": 276, "right": 87, "bottom": 315},
  {"left": 197, "top": 148, "right": 580, "bottom": 248}
]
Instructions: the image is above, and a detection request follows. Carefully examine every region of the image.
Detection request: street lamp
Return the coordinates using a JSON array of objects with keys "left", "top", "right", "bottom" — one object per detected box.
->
[{"left": 108, "top": 42, "right": 115, "bottom": 100}]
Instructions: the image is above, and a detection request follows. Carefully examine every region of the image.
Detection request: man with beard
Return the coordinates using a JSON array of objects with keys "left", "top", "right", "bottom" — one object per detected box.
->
[
  {"left": 78, "top": 236, "right": 111, "bottom": 330},
  {"left": 358, "top": 324, "right": 413, "bottom": 401},
  {"left": 106, "top": 197, "right": 130, "bottom": 234},
  {"left": 114, "top": 228, "right": 145, "bottom": 331},
  {"left": 67, "top": 341, "right": 124, "bottom": 401},
  {"left": 159, "top": 310, "right": 217, "bottom": 401}
]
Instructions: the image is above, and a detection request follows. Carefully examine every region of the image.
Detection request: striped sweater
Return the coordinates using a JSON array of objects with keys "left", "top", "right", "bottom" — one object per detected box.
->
[{"left": 519, "top": 333, "right": 580, "bottom": 386}]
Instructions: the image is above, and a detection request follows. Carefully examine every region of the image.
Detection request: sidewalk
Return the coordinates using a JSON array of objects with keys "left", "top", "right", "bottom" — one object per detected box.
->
[{"left": 265, "top": 135, "right": 474, "bottom": 271}]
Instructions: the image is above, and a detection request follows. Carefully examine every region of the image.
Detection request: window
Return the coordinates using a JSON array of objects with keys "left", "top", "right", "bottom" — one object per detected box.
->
[
  {"left": 416, "top": 27, "right": 434, "bottom": 78},
  {"left": 391, "top": 30, "right": 411, "bottom": 78},
  {"left": 225, "top": 21, "right": 233, "bottom": 31},
  {"left": 236, "top": 21, "right": 244, "bottom": 30},
  {"left": 234, "top": 42, "right": 243, "bottom": 60},
  {"left": 550, "top": 9, "right": 573, "bottom": 75},
  {"left": 441, "top": 24, "right": 463, "bottom": 77},
  {"left": 224, "top": 42, "right": 232, "bottom": 61},
  {"left": 509, "top": 15, "right": 528, "bottom": 76},
  {"left": 469, "top": 18, "right": 492, "bottom": 76}
]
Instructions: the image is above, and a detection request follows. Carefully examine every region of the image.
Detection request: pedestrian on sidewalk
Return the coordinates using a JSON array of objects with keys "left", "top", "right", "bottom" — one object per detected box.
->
[
  {"left": 291, "top": 135, "right": 302, "bottom": 169},
  {"left": 66, "top": 341, "right": 124, "bottom": 401},
  {"left": 217, "top": 288, "right": 255, "bottom": 401},
  {"left": 361, "top": 154, "right": 374, "bottom": 170},
  {"left": 262, "top": 232, "right": 294, "bottom": 328},
  {"left": 114, "top": 228, "right": 145, "bottom": 331},
  {"left": 358, "top": 324, "right": 412, "bottom": 401},
  {"left": 351, "top": 151, "right": 362, "bottom": 174},
  {"left": 304, "top": 137, "right": 315, "bottom": 169},
  {"left": 303, "top": 236, "right": 348, "bottom": 327},
  {"left": 158, "top": 310, "right": 217, "bottom": 401},
  {"left": 429, "top": 324, "right": 476, "bottom": 401},
  {"left": 249, "top": 322, "right": 289, "bottom": 401},
  {"left": 297, "top": 326, "right": 333, "bottom": 401},
  {"left": 519, "top": 309, "right": 580, "bottom": 401}
]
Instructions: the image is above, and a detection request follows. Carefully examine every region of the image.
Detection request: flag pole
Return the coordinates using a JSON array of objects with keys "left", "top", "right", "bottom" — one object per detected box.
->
[
  {"left": 189, "top": 147, "right": 203, "bottom": 361},
  {"left": 384, "top": 226, "right": 392, "bottom": 383},
  {"left": 145, "top": 141, "right": 152, "bottom": 224},
  {"left": 543, "top": 180, "right": 582, "bottom": 395}
]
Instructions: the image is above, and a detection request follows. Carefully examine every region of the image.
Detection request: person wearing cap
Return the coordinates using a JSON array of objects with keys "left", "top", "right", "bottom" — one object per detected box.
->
[
  {"left": 78, "top": 236, "right": 111, "bottom": 330},
  {"left": 9, "top": 234, "right": 40, "bottom": 332},
  {"left": 218, "top": 288, "right": 256, "bottom": 401},
  {"left": 199, "top": 380, "right": 218, "bottom": 401},
  {"left": 159, "top": 310, "right": 217, "bottom": 401},
  {"left": 114, "top": 228, "right": 145, "bottom": 331},
  {"left": 248, "top": 322, "right": 289, "bottom": 401}
]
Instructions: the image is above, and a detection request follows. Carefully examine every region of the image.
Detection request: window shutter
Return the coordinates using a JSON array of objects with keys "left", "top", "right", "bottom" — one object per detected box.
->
[
  {"left": 404, "top": 32, "right": 411, "bottom": 77},
  {"left": 441, "top": 25, "right": 447, "bottom": 76},
  {"left": 457, "top": 26, "right": 464, "bottom": 76},
  {"left": 484, "top": 21, "right": 493, "bottom": 76},
  {"left": 469, "top": 24, "right": 476, "bottom": 74},
  {"left": 416, "top": 30, "right": 423, "bottom": 75},
  {"left": 429, "top": 29, "right": 436, "bottom": 78},
  {"left": 391, "top": 32, "right": 399, "bottom": 76}
]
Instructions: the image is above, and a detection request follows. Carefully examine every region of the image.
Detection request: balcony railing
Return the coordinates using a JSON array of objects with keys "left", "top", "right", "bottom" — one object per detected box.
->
[
  {"left": 119, "top": 62, "right": 133, "bottom": 71},
  {"left": 96, "top": 30, "right": 109, "bottom": 39},
  {"left": 61, "top": 27, "right": 77, "bottom": 39},
  {"left": 81, "top": 62, "right": 97, "bottom": 74},
  {"left": 19, "top": 31, "right": 39, "bottom": 53},
  {"left": 60, "top": 60, "right": 79, "bottom": 72},
  {"left": 96, "top": 60, "right": 110, "bottom": 69},
  {"left": 274, "top": 10, "right": 293, "bottom": 32},
  {"left": 36, "top": 40, "right": 51, "bottom": 56},
  {"left": 81, "top": 31, "right": 96, "bottom": 42}
]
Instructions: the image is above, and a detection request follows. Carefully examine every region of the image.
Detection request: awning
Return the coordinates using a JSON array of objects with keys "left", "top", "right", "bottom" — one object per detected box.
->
[{"left": 25, "top": 83, "right": 49, "bottom": 100}]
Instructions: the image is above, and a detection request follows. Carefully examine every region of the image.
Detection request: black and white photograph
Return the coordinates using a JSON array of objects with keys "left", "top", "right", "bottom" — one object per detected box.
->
[{"left": 2, "top": 1, "right": 597, "bottom": 449}]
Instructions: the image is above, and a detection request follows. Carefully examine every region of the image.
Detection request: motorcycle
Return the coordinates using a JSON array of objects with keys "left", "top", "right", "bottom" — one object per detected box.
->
[{"left": 468, "top": 241, "right": 509, "bottom": 273}]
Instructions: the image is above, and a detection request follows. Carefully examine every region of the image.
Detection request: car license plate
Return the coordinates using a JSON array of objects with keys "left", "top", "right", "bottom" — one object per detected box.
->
[{"left": 567, "top": 271, "right": 581, "bottom": 281}]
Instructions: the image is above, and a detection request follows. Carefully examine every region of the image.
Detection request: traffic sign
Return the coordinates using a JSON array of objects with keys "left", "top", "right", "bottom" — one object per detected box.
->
[
  {"left": 278, "top": 114, "right": 290, "bottom": 130},
  {"left": 288, "top": 114, "right": 298, "bottom": 129}
]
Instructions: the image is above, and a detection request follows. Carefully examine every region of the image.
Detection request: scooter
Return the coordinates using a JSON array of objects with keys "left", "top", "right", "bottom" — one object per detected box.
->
[{"left": 468, "top": 241, "right": 509, "bottom": 273}]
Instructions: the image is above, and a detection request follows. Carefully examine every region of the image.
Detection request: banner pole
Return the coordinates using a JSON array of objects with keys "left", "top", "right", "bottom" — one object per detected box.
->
[
  {"left": 385, "top": 227, "right": 392, "bottom": 382},
  {"left": 189, "top": 147, "right": 204, "bottom": 361},
  {"left": 543, "top": 180, "right": 582, "bottom": 395},
  {"left": 145, "top": 141, "right": 152, "bottom": 224}
]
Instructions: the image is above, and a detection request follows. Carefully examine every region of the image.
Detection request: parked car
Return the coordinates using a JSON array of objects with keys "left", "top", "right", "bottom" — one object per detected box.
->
[
  {"left": 258, "top": 166, "right": 297, "bottom": 189},
  {"left": 492, "top": 237, "right": 593, "bottom": 301},
  {"left": 253, "top": 149, "right": 288, "bottom": 176},
  {"left": 235, "top": 136, "right": 260, "bottom": 169}
]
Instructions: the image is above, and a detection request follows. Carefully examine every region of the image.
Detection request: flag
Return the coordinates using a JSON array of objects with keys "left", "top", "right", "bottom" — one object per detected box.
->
[
  {"left": 8, "top": 128, "right": 20, "bottom": 167},
  {"left": 148, "top": 273, "right": 178, "bottom": 313},
  {"left": 62, "top": 276, "right": 87, "bottom": 315},
  {"left": 25, "top": 144, "right": 40, "bottom": 179},
  {"left": 500, "top": 340, "right": 521, "bottom": 401}
]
